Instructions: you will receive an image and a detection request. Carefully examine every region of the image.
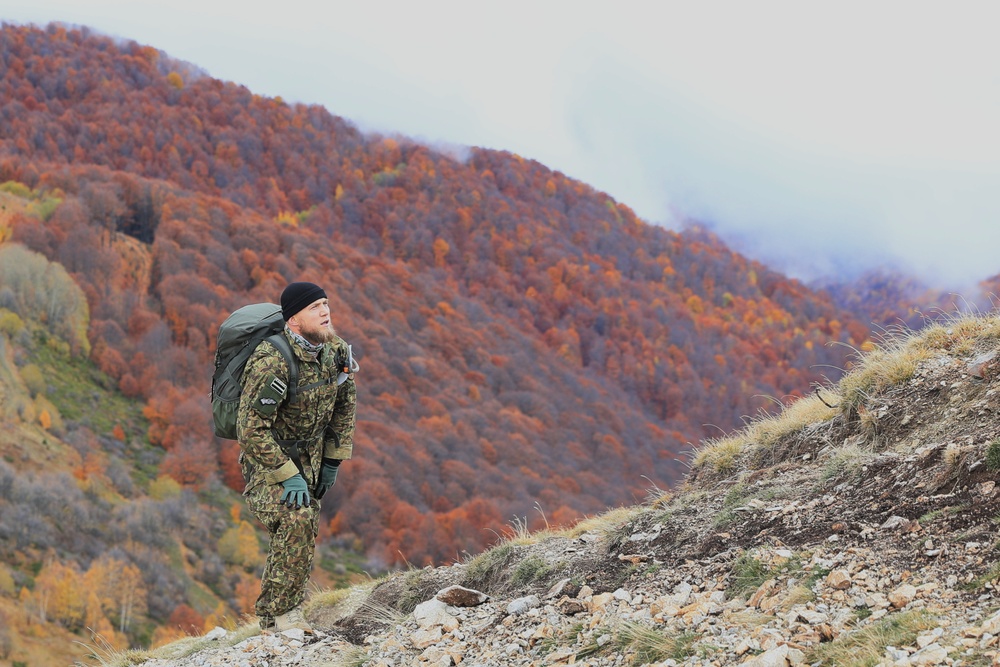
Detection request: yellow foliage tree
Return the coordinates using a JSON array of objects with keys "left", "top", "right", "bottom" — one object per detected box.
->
[
  {"left": 83, "top": 557, "right": 148, "bottom": 633},
  {"left": 0, "top": 564, "right": 15, "bottom": 597},
  {"left": 33, "top": 560, "right": 85, "bottom": 628},
  {"left": 19, "top": 363, "right": 45, "bottom": 397},
  {"left": 217, "top": 520, "right": 263, "bottom": 570},
  {"left": 84, "top": 589, "right": 126, "bottom": 650},
  {"left": 433, "top": 238, "right": 450, "bottom": 268},
  {"left": 275, "top": 210, "right": 299, "bottom": 227},
  {"left": 149, "top": 475, "right": 182, "bottom": 500}
]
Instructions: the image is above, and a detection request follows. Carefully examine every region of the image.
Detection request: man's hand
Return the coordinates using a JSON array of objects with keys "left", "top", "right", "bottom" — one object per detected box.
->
[
  {"left": 280, "top": 474, "right": 310, "bottom": 508},
  {"left": 316, "top": 459, "right": 341, "bottom": 499}
]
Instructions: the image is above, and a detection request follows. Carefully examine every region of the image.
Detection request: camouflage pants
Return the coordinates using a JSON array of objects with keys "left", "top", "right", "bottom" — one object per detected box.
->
[{"left": 245, "top": 481, "right": 321, "bottom": 620}]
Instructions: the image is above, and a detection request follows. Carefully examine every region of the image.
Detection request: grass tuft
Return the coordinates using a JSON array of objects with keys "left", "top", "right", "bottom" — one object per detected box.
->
[
  {"left": 693, "top": 394, "right": 837, "bottom": 474},
  {"left": 806, "top": 609, "right": 936, "bottom": 666},
  {"left": 818, "top": 442, "right": 876, "bottom": 485},
  {"left": 728, "top": 553, "right": 773, "bottom": 599},
  {"left": 76, "top": 623, "right": 260, "bottom": 667},
  {"left": 618, "top": 622, "right": 698, "bottom": 664},
  {"left": 986, "top": 439, "right": 1000, "bottom": 472},
  {"left": 693, "top": 312, "right": 1000, "bottom": 476}
]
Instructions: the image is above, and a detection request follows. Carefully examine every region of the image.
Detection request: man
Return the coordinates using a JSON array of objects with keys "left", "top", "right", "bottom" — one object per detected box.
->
[{"left": 237, "top": 281, "right": 357, "bottom": 633}]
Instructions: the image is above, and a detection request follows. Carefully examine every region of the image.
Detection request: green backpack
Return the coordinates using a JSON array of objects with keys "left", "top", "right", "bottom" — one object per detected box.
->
[
  {"left": 211, "top": 303, "right": 298, "bottom": 439},
  {"left": 211, "top": 303, "right": 357, "bottom": 440}
]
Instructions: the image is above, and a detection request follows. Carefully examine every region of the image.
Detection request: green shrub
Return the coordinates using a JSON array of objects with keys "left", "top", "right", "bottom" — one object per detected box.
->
[
  {"left": 0, "top": 309, "right": 24, "bottom": 337},
  {"left": 0, "top": 181, "right": 32, "bottom": 198},
  {"left": 28, "top": 195, "right": 62, "bottom": 221},
  {"left": 20, "top": 363, "right": 46, "bottom": 397},
  {"left": 986, "top": 439, "right": 1000, "bottom": 471},
  {"left": 728, "top": 553, "right": 772, "bottom": 598}
]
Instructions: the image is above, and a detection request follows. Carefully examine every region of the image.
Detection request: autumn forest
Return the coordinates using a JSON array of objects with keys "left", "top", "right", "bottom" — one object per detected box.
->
[{"left": 0, "top": 22, "right": 986, "bottom": 663}]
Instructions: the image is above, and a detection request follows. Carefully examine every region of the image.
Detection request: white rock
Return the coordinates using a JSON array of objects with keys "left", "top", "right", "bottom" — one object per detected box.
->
[
  {"left": 909, "top": 643, "right": 948, "bottom": 665},
  {"left": 506, "top": 595, "right": 541, "bottom": 615},
  {"left": 279, "top": 628, "right": 306, "bottom": 643},
  {"left": 740, "top": 644, "right": 804, "bottom": 666},
  {"left": 411, "top": 626, "right": 443, "bottom": 649},
  {"left": 981, "top": 610, "right": 1000, "bottom": 635},
  {"left": 414, "top": 599, "right": 460, "bottom": 631},
  {"left": 916, "top": 627, "right": 943, "bottom": 648}
]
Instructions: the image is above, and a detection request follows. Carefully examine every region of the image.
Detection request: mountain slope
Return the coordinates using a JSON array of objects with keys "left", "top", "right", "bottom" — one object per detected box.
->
[
  {"left": 0, "top": 21, "right": 894, "bottom": 662},
  {"left": 0, "top": 22, "right": 873, "bottom": 561},
  {"left": 120, "top": 313, "right": 1000, "bottom": 666}
]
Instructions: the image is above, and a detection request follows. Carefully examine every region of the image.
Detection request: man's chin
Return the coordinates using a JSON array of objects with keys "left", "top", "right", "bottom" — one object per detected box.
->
[{"left": 304, "top": 325, "right": 337, "bottom": 345}]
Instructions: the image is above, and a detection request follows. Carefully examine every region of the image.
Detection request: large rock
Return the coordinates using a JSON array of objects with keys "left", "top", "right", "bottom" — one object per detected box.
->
[
  {"left": 888, "top": 583, "right": 917, "bottom": 609},
  {"left": 825, "top": 570, "right": 852, "bottom": 590},
  {"left": 436, "top": 585, "right": 489, "bottom": 607},
  {"left": 413, "top": 599, "right": 460, "bottom": 631},
  {"left": 740, "top": 644, "right": 806, "bottom": 666}
]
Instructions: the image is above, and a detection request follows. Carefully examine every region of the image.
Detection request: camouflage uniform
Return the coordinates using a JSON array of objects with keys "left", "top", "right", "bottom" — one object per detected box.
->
[{"left": 237, "top": 327, "right": 356, "bottom": 621}]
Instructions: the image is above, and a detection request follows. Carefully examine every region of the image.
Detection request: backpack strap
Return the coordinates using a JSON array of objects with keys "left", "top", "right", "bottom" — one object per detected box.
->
[{"left": 265, "top": 334, "right": 299, "bottom": 398}]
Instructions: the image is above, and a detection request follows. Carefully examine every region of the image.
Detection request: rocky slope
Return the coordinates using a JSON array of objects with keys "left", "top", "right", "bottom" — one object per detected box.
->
[{"left": 126, "top": 315, "right": 1000, "bottom": 667}]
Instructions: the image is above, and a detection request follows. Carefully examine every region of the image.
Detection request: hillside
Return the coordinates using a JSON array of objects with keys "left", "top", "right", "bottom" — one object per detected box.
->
[
  {"left": 810, "top": 270, "right": 998, "bottom": 335},
  {"left": 0, "top": 21, "right": 874, "bottom": 559},
  {"left": 0, "top": 21, "right": 921, "bottom": 663},
  {"left": 122, "top": 312, "right": 1000, "bottom": 666}
]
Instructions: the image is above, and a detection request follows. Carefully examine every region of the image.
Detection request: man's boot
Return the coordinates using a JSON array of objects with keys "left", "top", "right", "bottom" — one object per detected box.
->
[{"left": 273, "top": 604, "right": 314, "bottom": 634}]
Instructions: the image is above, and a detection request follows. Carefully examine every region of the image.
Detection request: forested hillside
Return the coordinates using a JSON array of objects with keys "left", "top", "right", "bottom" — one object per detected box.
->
[
  {"left": 0, "top": 22, "right": 878, "bottom": 659},
  {"left": 810, "top": 269, "right": 998, "bottom": 335}
]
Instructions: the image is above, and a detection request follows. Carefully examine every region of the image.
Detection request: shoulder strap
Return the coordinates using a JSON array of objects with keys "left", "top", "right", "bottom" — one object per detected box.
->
[{"left": 265, "top": 334, "right": 299, "bottom": 398}]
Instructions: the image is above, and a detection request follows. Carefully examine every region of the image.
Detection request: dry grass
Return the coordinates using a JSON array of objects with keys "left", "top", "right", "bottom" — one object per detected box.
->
[
  {"left": 463, "top": 542, "right": 517, "bottom": 589},
  {"left": 563, "top": 505, "right": 645, "bottom": 540},
  {"left": 727, "top": 609, "right": 777, "bottom": 629},
  {"left": 98, "top": 582, "right": 374, "bottom": 667},
  {"left": 693, "top": 311, "right": 1000, "bottom": 476},
  {"left": 617, "top": 622, "right": 698, "bottom": 664},
  {"left": 780, "top": 584, "right": 816, "bottom": 610},
  {"left": 692, "top": 393, "right": 837, "bottom": 474},
  {"left": 305, "top": 585, "right": 353, "bottom": 610},
  {"left": 312, "top": 645, "right": 369, "bottom": 667},
  {"left": 76, "top": 622, "right": 260, "bottom": 667},
  {"left": 836, "top": 341, "right": 928, "bottom": 416},
  {"left": 841, "top": 311, "right": 1000, "bottom": 414},
  {"left": 806, "top": 609, "right": 936, "bottom": 666},
  {"left": 818, "top": 442, "right": 876, "bottom": 484},
  {"left": 351, "top": 598, "right": 409, "bottom": 627}
]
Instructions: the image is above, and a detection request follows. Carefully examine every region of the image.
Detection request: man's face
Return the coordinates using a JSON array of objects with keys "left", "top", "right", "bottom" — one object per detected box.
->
[{"left": 289, "top": 297, "right": 336, "bottom": 345}]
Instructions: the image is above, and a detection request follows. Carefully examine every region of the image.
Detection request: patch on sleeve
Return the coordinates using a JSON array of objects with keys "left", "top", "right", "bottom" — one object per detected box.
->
[{"left": 252, "top": 373, "right": 287, "bottom": 416}]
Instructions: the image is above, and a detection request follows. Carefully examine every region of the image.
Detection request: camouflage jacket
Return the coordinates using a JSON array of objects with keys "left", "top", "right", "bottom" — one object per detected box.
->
[{"left": 237, "top": 327, "right": 357, "bottom": 493}]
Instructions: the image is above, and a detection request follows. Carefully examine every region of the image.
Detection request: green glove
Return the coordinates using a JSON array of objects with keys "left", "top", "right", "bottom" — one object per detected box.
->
[
  {"left": 280, "top": 474, "right": 310, "bottom": 508},
  {"left": 316, "top": 459, "right": 341, "bottom": 499}
]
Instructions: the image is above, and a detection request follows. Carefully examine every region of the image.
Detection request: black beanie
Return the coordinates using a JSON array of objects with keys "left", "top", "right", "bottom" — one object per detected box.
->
[{"left": 280, "top": 282, "right": 327, "bottom": 321}]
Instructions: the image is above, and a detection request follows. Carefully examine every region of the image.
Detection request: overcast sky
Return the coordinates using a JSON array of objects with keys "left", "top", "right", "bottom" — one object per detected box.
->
[{"left": 5, "top": 1, "right": 999, "bottom": 288}]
